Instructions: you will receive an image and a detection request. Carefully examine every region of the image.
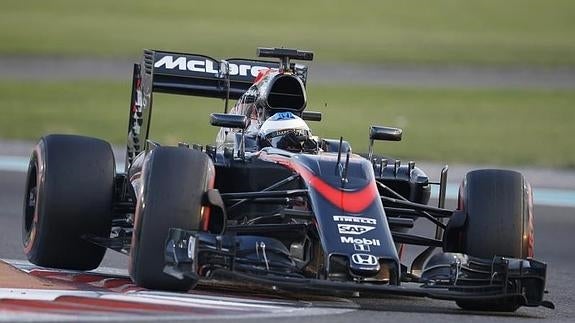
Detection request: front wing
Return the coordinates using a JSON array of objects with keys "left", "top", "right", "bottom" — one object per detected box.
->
[{"left": 164, "top": 228, "right": 554, "bottom": 310}]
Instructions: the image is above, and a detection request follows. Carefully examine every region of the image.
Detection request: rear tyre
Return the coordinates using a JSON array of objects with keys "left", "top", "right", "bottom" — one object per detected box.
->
[
  {"left": 129, "top": 147, "right": 213, "bottom": 291},
  {"left": 455, "top": 169, "right": 534, "bottom": 312},
  {"left": 23, "top": 134, "right": 115, "bottom": 270}
]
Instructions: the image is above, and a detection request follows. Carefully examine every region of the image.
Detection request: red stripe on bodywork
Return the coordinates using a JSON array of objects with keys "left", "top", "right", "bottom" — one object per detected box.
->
[
  {"left": 299, "top": 166, "right": 379, "bottom": 213},
  {"left": 260, "top": 153, "right": 378, "bottom": 213},
  {"left": 253, "top": 68, "right": 272, "bottom": 84}
]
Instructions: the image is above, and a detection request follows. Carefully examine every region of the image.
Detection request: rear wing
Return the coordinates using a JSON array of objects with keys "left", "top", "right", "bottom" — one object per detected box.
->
[
  {"left": 125, "top": 50, "right": 309, "bottom": 169},
  {"left": 147, "top": 50, "right": 308, "bottom": 99}
]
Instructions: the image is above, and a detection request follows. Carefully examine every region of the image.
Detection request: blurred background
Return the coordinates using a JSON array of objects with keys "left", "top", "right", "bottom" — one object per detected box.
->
[{"left": 1, "top": 0, "right": 574, "bottom": 168}]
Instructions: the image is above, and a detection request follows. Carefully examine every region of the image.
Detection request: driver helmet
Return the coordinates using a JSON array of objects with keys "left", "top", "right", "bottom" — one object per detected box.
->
[{"left": 258, "top": 112, "right": 313, "bottom": 152}]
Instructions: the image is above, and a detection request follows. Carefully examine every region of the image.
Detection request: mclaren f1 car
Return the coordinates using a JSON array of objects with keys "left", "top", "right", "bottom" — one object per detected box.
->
[{"left": 22, "top": 47, "right": 553, "bottom": 312}]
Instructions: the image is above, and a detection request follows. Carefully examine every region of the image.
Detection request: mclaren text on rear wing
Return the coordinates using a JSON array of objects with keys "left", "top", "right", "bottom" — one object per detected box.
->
[{"left": 145, "top": 50, "right": 308, "bottom": 99}]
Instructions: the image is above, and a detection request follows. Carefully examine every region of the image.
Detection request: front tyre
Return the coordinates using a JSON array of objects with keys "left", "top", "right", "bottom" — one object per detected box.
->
[
  {"left": 459, "top": 169, "right": 533, "bottom": 260},
  {"left": 455, "top": 169, "right": 534, "bottom": 312},
  {"left": 23, "top": 134, "right": 115, "bottom": 270},
  {"left": 129, "top": 147, "right": 214, "bottom": 291}
]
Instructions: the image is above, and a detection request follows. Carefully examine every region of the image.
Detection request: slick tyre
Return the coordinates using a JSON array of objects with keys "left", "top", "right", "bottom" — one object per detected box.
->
[
  {"left": 129, "top": 147, "right": 213, "bottom": 291},
  {"left": 455, "top": 169, "right": 534, "bottom": 312},
  {"left": 23, "top": 134, "right": 115, "bottom": 270}
]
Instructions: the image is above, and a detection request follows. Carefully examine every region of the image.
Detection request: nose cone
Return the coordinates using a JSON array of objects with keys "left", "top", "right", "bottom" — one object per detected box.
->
[{"left": 349, "top": 253, "right": 381, "bottom": 276}]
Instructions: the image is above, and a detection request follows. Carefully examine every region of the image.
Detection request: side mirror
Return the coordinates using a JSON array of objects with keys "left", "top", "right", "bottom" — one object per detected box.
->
[
  {"left": 368, "top": 125, "right": 403, "bottom": 161},
  {"left": 369, "top": 126, "right": 402, "bottom": 142},
  {"left": 302, "top": 111, "right": 322, "bottom": 121},
  {"left": 210, "top": 113, "right": 250, "bottom": 129}
]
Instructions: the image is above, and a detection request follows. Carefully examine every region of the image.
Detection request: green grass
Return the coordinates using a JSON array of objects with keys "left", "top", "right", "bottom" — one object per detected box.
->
[
  {"left": 1, "top": 0, "right": 574, "bottom": 66},
  {"left": 1, "top": 81, "right": 574, "bottom": 168}
]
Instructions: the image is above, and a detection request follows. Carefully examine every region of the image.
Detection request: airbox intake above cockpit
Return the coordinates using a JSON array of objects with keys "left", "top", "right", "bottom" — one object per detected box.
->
[{"left": 258, "top": 74, "right": 307, "bottom": 114}]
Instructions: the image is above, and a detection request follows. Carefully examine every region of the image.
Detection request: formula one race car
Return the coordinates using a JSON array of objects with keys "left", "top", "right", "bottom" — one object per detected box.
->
[{"left": 23, "top": 47, "right": 553, "bottom": 312}]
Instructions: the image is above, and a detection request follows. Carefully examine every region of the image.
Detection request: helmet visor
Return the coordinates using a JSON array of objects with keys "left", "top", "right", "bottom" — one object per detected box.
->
[{"left": 266, "top": 128, "right": 310, "bottom": 151}]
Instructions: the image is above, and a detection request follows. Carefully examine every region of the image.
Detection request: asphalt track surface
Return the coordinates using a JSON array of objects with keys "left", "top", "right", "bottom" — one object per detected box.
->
[
  {"left": 1, "top": 56, "right": 575, "bottom": 89},
  {"left": 1, "top": 147, "right": 574, "bottom": 322}
]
